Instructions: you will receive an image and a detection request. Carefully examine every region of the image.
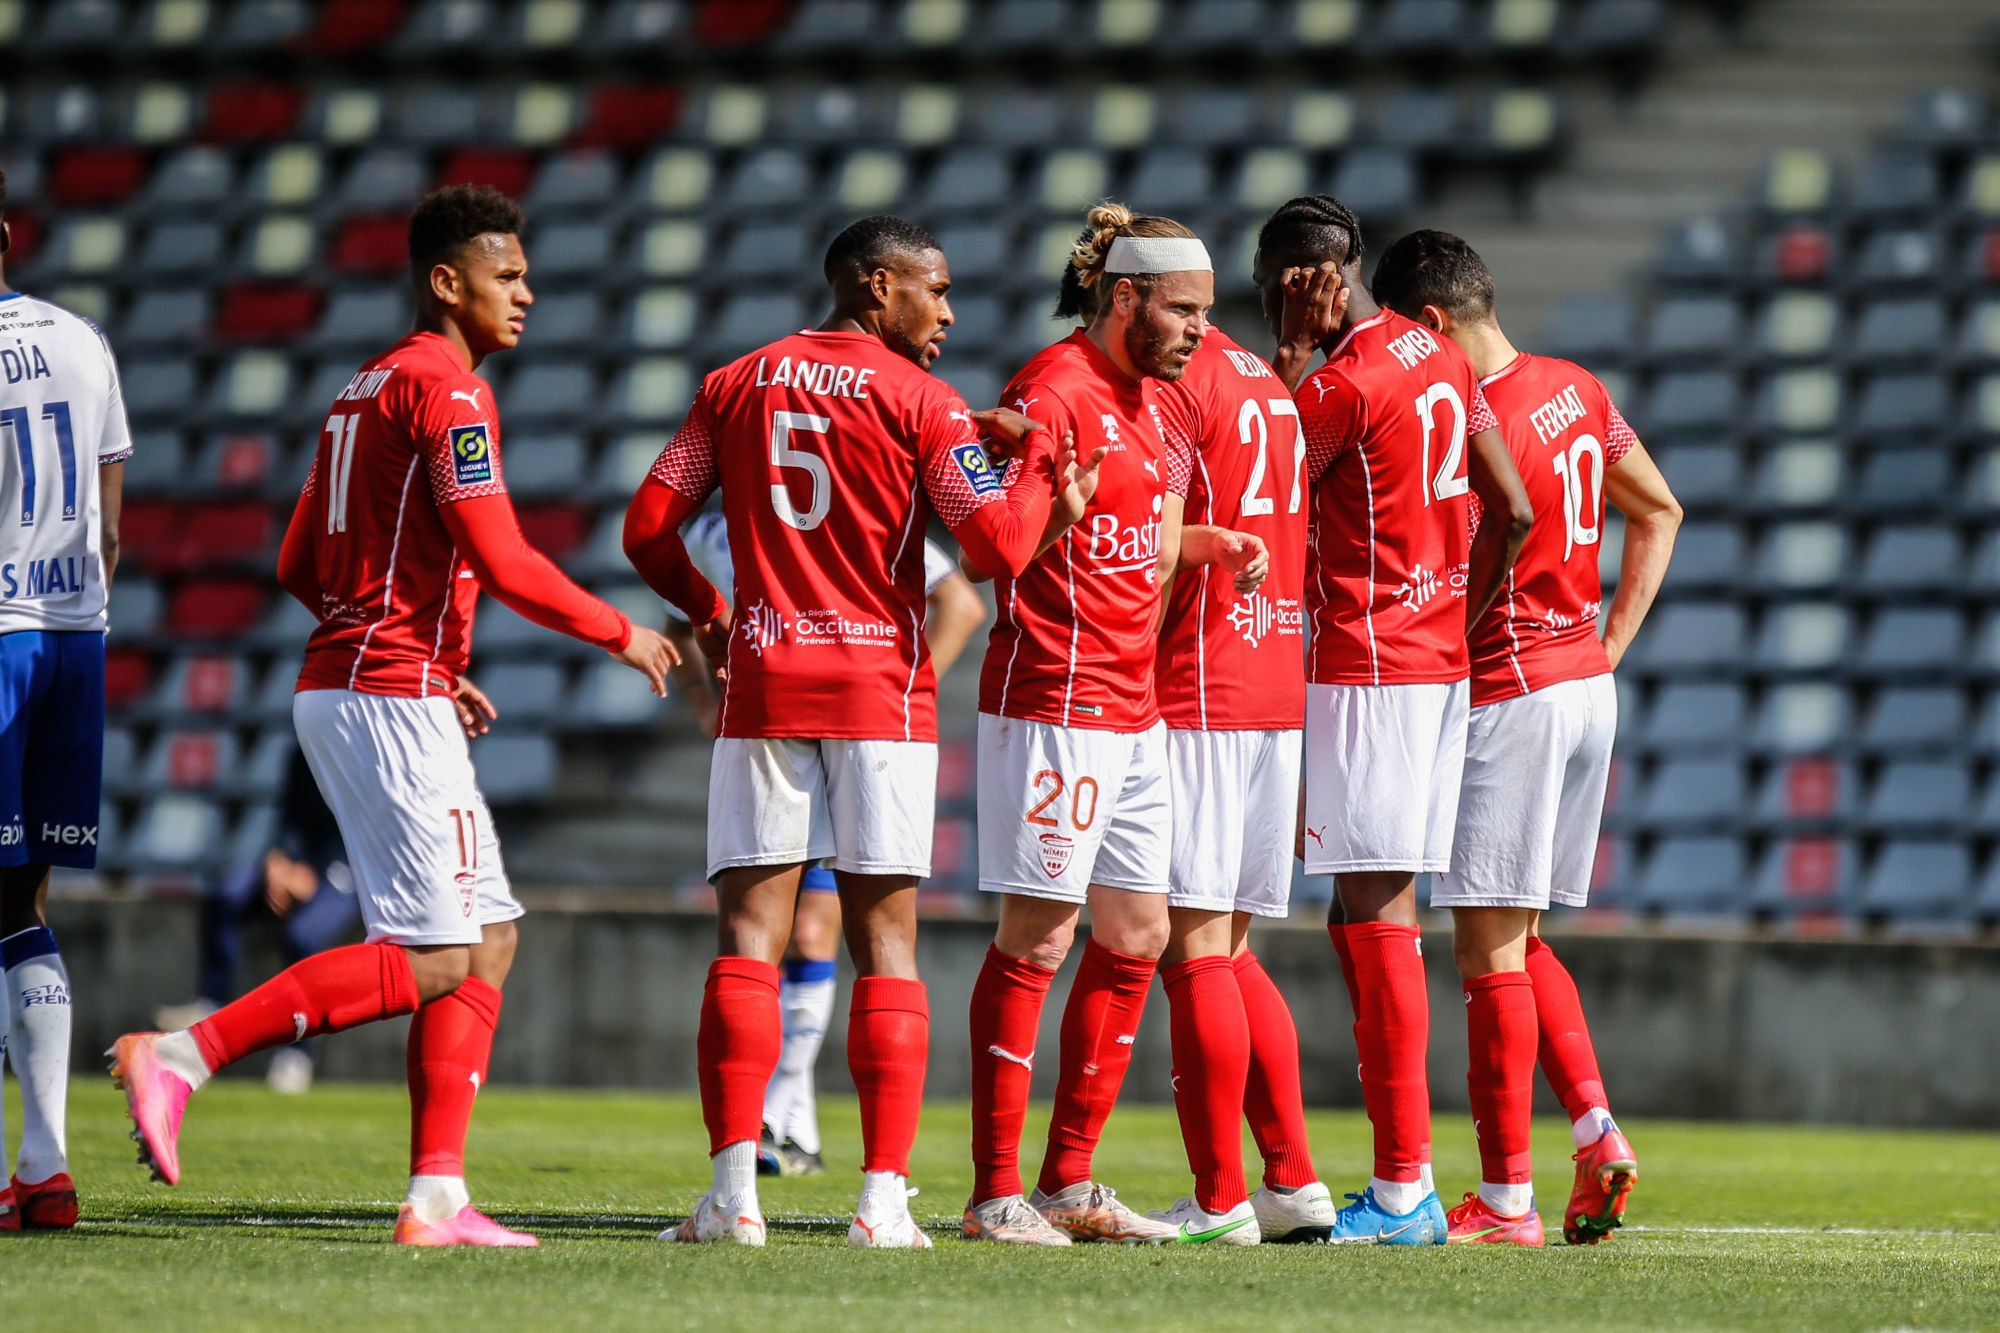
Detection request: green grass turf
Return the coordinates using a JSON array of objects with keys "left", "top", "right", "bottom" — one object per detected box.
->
[{"left": 6, "top": 1079, "right": 1999, "bottom": 1331}]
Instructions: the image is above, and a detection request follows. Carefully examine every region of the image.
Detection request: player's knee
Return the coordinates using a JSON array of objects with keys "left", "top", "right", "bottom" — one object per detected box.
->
[
  {"left": 1019, "top": 921, "right": 1076, "bottom": 972},
  {"left": 1094, "top": 913, "right": 1170, "bottom": 962},
  {"left": 405, "top": 945, "right": 472, "bottom": 1002},
  {"left": 1453, "top": 935, "right": 1503, "bottom": 979}
]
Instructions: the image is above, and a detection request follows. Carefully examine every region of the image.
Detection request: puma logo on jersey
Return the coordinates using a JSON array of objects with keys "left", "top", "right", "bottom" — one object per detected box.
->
[
  {"left": 1142, "top": 459, "right": 1159, "bottom": 478},
  {"left": 450, "top": 387, "right": 485, "bottom": 412},
  {"left": 1012, "top": 396, "right": 1039, "bottom": 415}
]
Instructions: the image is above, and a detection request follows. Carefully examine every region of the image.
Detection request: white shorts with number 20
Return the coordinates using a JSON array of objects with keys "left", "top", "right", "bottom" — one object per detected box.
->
[
  {"left": 293, "top": 689, "right": 521, "bottom": 948},
  {"left": 977, "top": 713, "right": 1170, "bottom": 903}
]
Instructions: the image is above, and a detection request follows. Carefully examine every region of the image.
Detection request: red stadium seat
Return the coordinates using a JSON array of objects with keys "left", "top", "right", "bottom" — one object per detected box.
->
[
  {"left": 204, "top": 85, "right": 305, "bottom": 143},
  {"left": 178, "top": 655, "right": 245, "bottom": 713},
  {"left": 515, "top": 504, "right": 590, "bottom": 560},
  {"left": 574, "top": 87, "right": 684, "bottom": 148},
  {"left": 178, "top": 502, "right": 276, "bottom": 569},
  {"left": 214, "top": 282, "right": 324, "bottom": 343},
  {"left": 1979, "top": 229, "right": 2000, "bottom": 282},
  {"left": 1779, "top": 756, "right": 1843, "bottom": 819},
  {"left": 694, "top": 0, "right": 794, "bottom": 45},
  {"left": 3, "top": 211, "right": 44, "bottom": 266},
  {"left": 166, "top": 579, "right": 269, "bottom": 637},
  {"left": 301, "top": 0, "right": 407, "bottom": 55},
  {"left": 436, "top": 149, "right": 536, "bottom": 198},
  {"left": 331, "top": 216, "right": 408, "bottom": 274},
  {"left": 105, "top": 649, "right": 155, "bottom": 709},
  {"left": 163, "top": 731, "right": 225, "bottom": 789},
  {"left": 116, "top": 501, "right": 181, "bottom": 572},
  {"left": 1771, "top": 225, "right": 1832, "bottom": 283},
  {"left": 49, "top": 147, "right": 148, "bottom": 207}
]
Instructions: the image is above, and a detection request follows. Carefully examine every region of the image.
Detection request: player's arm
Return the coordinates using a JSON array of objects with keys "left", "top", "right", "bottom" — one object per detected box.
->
[
  {"left": 921, "top": 398, "right": 1075, "bottom": 583},
  {"left": 662, "top": 614, "right": 721, "bottom": 736},
  {"left": 620, "top": 399, "right": 733, "bottom": 670},
  {"left": 1176, "top": 524, "right": 1270, "bottom": 593},
  {"left": 924, "top": 570, "right": 987, "bottom": 678},
  {"left": 98, "top": 460, "right": 123, "bottom": 588},
  {"left": 275, "top": 464, "right": 320, "bottom": 612},
  {"left": 1271, "top": 263, "right": 1349, "bottom": 392},
  {"left": 1463, "top": 389, "right": 1534, "bottom": 628},
  {"left": 1600, "top": 438, "right": 1682, "bottom": 670}
]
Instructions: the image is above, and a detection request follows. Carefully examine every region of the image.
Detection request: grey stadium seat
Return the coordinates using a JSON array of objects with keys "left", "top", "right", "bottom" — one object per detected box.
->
[
  {"left": 1856, "top": 609, "right": 1964, "bottom": 676},
  {"left": 1748, "top": 683, "right": 1850, "bottom": 753},
  {"left": 471, "top": 662, "right": 569, "bottom": 726},
  {"left": 1636, "top": 758, "right": 1746, "bottom": 829},
  {"left": 499, "top": 434, "right": 589, "bottom": 500},
  {"left": 1631, "top": 837, "right": 1748, "bottom": 916},
  {"left": 472, "top": 735, "right": 560, "bottom": 805},
  {"left": 1860, "top": 687, "right": 1967, "bottom": 754},
  {"left": 1862, "top": 762, "right": 1971, "bottom": 832},
  {"left": 1626, "top": 602, "right": 1746, "bottom": 673},
  {"left": 1856, "top": 841, "right": 1973, "bottom": 923},
  {"left": 1749, "top": 838, "right": 1858, "bottom": 918},
  {"left": 1645, "top": 298, "right": 1741, "bottom": 362},
  {"left": 1856, "top": 527, "right": 1960, "bottom": 596},
  {"left": 1635, "top": 682, "right": 1748, "bottom": 753}
]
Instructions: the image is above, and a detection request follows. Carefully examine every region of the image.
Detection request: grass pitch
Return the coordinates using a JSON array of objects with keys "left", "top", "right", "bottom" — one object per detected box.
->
[{"left": 6, "top": 1079, "right": 1999, "bottom": 1331}]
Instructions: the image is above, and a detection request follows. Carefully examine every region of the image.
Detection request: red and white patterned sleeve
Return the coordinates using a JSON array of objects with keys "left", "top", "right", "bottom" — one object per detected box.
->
[
  {"left": 1299, "top": 367, "right": 1362, "bottom": 482},
  {"left": 1603, "top": 400, "right": 1640, "bottom": 467},
  {"left": 646, "top": 387, "right": 721, "bottom": 501},
  {"left": 917, "top": 392, "right": 1006, "bottom": 527},
  {"left": 1466, "top": 381, "right": 1499, "bottom": 438},
  {"left": 922, "top": 383, "right": 1060, "bottom": 579},
  {"left": 417, "top": 376, "right": 508, "bottom": 505}
]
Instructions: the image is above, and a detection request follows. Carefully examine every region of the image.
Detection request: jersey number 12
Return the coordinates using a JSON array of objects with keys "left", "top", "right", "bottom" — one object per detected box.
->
[{"left": 1413, "top": 383, "right": 1470, "bottom": 506}]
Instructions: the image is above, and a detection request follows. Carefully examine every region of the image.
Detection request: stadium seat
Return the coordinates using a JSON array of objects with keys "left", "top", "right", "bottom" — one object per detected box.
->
[
  {"left": 1863, "top": 762, "right": 1971, "bottom": 832},
  {"left": 1748, "top": 837, "right": 1857, "bottom": 920},
  {"left": 1645, "top": 297, "right": 1741, "bottom": 363},
  {"left": 1631, "top": 837, "right": 1748, "bottom": 916},
  {"left": 1859, "top": 687, "right": 1966, "bottom": 754},
  {"left": 105, "top": 647, "right": 154, "bottom": 710},
  {"left": 1329, "top": 148, "right": 1418, "bottom": 219},
  {"left": 128, "top": 792, "right": 226, "bottom": 873},
  {"left": 1754, "top": 522, "right": 1848, "bottom": 592},
  {"left": 1855, "top": 608, "right": 1965, "bottom": 677},
  {"left": 1851, "top": 448, "right": 1951, "bottom": 514},
  {"left": 473, "top": 661, "right": 569, "bottom": 726},
  {"left": 1660, "top": 520, "right": 1746, "bottom": 592},
  {"left": 1634, "top": 683, "right": 1748, "bottom": 753},
  {"left": 515, "top": 502, "right": 591, "bottom": 560},
  {"left": 1749, "top": 683, "right": 1850, "bottom": 753},
  {"left": 1855, "top": 372, "right": 1949, "bottom": 436},
  {"left": 147, "top": 653, "right": 254, "bottom": 721},
  {"left": 1750, "top": 443, "right": 1842, "bottom": 516},
  {"left": 1635, "top": 758, "right": 1746, "bottom": 830},
  {"left": 1751, "top": 756, "right": 1858, "bottom": 829},
  {"left": 569, "top": 655, "right": 673, "bottom": 729},
  {"left": 501, "top": 435, "right": 589, "bottom": 500},
  {"left": 1856, "top": 841, "right": 1973, "bottom": 924},
  {"left": 506, "top": 361, "right": 598, "bottom": 425},
  {"left": 167, "top": 578, "right": 270, "bottom": 637},
  {"left": 107, "top": 576, "right": 165, "bottom": 639},
  {"left": 203, "top": 82, "right": 303, "bottom": 141},
  {"left": 471, "top": 735, "right": 560, "bottom": 804},
  {"left": 1628, "top": 601, "right": 1746, "bottom": 673},
  {"left": 1539, "top": 294, "right": 1634, "bottom": 365},
  {"left": 1856, "top": 526, "right": 1960, "bottom": 596},
  {"left": 141, "top": 729, "right": 240, "bottom": 792}
]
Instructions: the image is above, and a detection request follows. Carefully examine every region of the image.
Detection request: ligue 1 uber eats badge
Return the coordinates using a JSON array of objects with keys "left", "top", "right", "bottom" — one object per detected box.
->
[{"left": 451, "top": 423, "right": 494, "bottom": 486}]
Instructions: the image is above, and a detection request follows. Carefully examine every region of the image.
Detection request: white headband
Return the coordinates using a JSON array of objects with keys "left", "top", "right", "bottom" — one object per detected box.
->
[{"left": 1104, "top": 235, "right": 1212, "bottom": 275}]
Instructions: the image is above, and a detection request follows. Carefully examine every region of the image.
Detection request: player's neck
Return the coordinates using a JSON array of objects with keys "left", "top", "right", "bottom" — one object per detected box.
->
[
  {"left": 1454, "top": 321, "right": 1520, "bottom": 378},
  {"left": 1083, "top": 321, "right": 1143, "bottom": 384},
  {"left": 1338, "top": 288, "right": 1381, "bottom": 342},
  {"left": 415, "top": 315, "right": 481, "bottom": 371}
]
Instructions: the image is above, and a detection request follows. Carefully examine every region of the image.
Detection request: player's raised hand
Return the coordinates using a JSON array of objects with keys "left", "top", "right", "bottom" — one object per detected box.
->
[
  {"left": 1056, "top": 431, "right": 1110, "bottom": 522},
  {"left": 1217, "top": 529, "right": 1271, "bottom": 594},
  {"left": 968, "top": 406, "right": 1051, "bottom": 460},
  {"left": 616, "top": 623, "right": 679, "bottom": 698},
  {"left": 692, "top": 609, "right": 733, "bottom": 685},
  {"left": 1281, "top": 262, "right": 1348, "bottom": 353},
  {"left": 452, "top": 674, "right": 498, "bottom": 738}
]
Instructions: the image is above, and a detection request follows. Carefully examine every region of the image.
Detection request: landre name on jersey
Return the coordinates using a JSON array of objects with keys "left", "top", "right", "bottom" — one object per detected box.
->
[{"left": 751, "top": 354, "right": 878, "bottom": 400}]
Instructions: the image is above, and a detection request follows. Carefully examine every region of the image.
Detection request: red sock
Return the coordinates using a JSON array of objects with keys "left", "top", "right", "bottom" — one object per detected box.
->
[
  {"left": 1233, "top": 951, "right": 1317, "bottom": 1190},
  {"left": 407, "top": 976, "right": 502, "bottom": 1177},
  {"left": 1163, "top": 956, "right": 1249, "bottom": 1212},
  {"left": 1342, "top": 922, "right": 1430, "bottom": 1182},
  {"left": 848, "top": 976, "right": 928, "bottom": 1176},
  {"left": 1037, "top": 939, "right": 1156, "bottom": 1197},
  {"left": 697, "top": 957, "right": 781, "bottom": 1156},
  {"left": 1327, "top": 923, "right": 1361, "bottom": 1016},
  {"left": 1462, "top": 971, "right": 1535, "bottom": 1187},
  {"left": 1525, "top": 937, "right": 1608, "bottom": 1120},
  {"left": 968, "top": 945, "right": 1054, "bottom": 1204},
  {"left": 191, "top": 941, "right": 418, "bottom": 1071}
]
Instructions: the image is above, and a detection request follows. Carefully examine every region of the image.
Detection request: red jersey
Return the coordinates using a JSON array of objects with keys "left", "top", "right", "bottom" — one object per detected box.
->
[
  {"left": 295, "top": 332, "right": 513, "bottom": 698},
  {"left": 980, "top": 331, "right": 1192, "bottom": 732},
  {"left": 648, "top": 329, "right": 1029, "bottom": 742},
  {"left": 1467, "top": 352, "right": 1638, "bottom": 706},
  {"left": 1298, "top": 310, "right": 1497, "bottom": 686},
  {"left": 1154, "top": 329, "right": 1309, "bottom": 731}
]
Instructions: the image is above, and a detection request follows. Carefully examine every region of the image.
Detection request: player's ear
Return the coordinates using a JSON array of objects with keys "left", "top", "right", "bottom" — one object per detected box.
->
[
  {"left": 867, "top": 265, "right": 894, "bottom": 308},
  {"left": 428, "top": 261, "right": 462, "bottom": 308},
  {"left": 1421, "top": 303, "right": 1450, "bottom": 335}
]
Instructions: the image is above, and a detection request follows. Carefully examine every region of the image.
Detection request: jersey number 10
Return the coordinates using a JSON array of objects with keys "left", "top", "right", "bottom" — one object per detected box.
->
[
  {"left": 0, "top": 401, "right": 80, "bottom": 527},
  {"left": 1550, "top": 434, "right": 1605, "bottom": 561}
]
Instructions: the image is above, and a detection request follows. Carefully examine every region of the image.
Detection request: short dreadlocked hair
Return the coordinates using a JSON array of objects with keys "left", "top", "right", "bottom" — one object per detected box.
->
[
  {"left": 408, "top": 185, "right": 523, "bottom": 291},
  {"left": 823, "top": 215, "right": 940, "bottom": 285},
  {"left": 1372, "top": 229, "right": 1497, "bottom": 324},
  {"left": 1254, "top": 194, "right": 1365, "bottom": 275}
]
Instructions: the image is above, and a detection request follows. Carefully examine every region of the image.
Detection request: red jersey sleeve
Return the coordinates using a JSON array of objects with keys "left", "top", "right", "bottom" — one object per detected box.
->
[
  {"left": 1603, "top": 399, "right": 1640, "bottom": 467},
  {"left": 647, "top": 387, "right": 721, "bottom": 502},
  {"left": 1154, "top": 382, "right": 1200, "bottom": 501},
  {"left": 1160, "top": 405, "right": 1194, "bottom": 498},
  {"left": 918, "top": 387, "right": 1057, "bottom": 579},
  {"left": 1466, "top": 381, "right": 1499, "bottom": 437},
  {"left": 415, "top": 376, "right": 508, "bottom": 505},
  {"left": 1299, "top": 367, "right": 1363, "bottom": 481}
]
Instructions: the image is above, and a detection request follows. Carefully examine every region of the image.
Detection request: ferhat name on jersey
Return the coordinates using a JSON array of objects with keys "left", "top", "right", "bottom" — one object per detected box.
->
[
  {"left": 752, "top": 354, "right": 877, "bottom": 400},
  {"left": 1530, "top": 383, "right": 1588, "bottom": 445},
  {"left": 739, "top": 599, "right": 898, "bottom": 655},
  {"left": 1, "top": 556, "right": 89, "bottom": 600},
  {"left": 1228, "top": 592, "right": 1304, "bottom": 646},
  {"left": 2, "top": 340, "right": 52, "bottom": 384}
]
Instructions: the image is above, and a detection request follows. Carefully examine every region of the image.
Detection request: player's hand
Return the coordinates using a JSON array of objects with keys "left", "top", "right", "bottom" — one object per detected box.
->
[
  {"left": 1216, "top": 530, "right": 1270, "bottom": 593},
  {"left": 452, "top": 675, "right": 497, "bottom": 738},
  {"left": 616, "top": 623, "right": 678, "bottom": 698},
  {"left": 1055, "top": 432, "right": 1110, "bottom": 524},
  {"left": 693, "top": 610, "right": 732, "bottom": 685},
  {"left": 1280, "top": 262, "right": 1348, "bottom": 354},
  {"left": 968, "top": 407, "right": 1051, "bottom": 461},
  {"left": 262, "top": 850, "right": 317, "bottom": 917}
]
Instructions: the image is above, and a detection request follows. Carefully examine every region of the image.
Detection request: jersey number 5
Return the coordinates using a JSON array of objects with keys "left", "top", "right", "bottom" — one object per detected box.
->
[
  {"left": 1551, "top": 433, "right": 1605, "bottom": 561},
  {"left": 1413, "top": 383, "right": 1470, "bottom": 506},
  {"left": 1236, "top": 398, "right": 1306, "bottom": 517},
  {"left": 769, "top": 410, "right": 831, "bottom": 531}
]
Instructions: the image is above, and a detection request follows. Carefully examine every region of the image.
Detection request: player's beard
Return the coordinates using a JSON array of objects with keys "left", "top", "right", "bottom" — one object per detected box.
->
[{"left": 1126, "top": 310, "right": 1197, "bottom": 382}]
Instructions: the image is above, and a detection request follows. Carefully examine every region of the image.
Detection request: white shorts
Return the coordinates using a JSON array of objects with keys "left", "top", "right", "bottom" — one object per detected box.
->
[
  {"left": 976, "top": 714, "right": 1170, "bottom": 903},
  {"left": 1434, "top": 674, "right": 1618, "bottom": 911},
  {"left": 706, "top": 736, "right": 937, "bottom": 881},
  {"left": 1302, "top": 680, "right": 1469, "bottom": 875},
  {"left": 1167, "top": 728, "right": 1302, "bottom": 919},
  {"left": 293, "top": 689, "right": 521, "bottom": 948}
]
